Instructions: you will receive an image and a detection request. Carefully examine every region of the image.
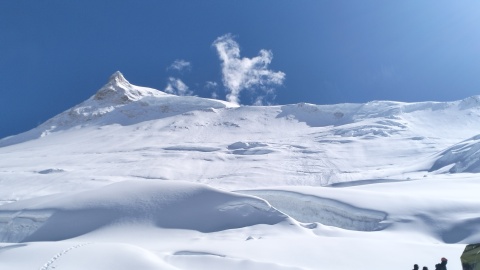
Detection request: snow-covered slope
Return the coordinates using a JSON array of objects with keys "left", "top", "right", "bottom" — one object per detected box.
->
[
  {"left": 429, "top": 134, "right": 480, "bottom": 173},
  {"left": 0, "top": 72, "right": 479, "bottom": 270},
  {"left": 0, "top": 181, "right": 288, "bottom": 242}
]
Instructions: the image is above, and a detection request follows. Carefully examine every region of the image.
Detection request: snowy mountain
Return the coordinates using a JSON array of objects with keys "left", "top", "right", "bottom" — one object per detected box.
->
[
  {"left": 0, "top": 72, "right": 479, "bottom": 270},
  {"left": 429, "top": 134, "right": 480, "bottom": 173},
  {"left": 0, "top": 71, "right": 234, "bottom": 147}
]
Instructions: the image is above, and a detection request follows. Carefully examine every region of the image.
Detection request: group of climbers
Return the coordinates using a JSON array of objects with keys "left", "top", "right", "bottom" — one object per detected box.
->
[{"left": 412, "top": 257, "right": 448, "bottom": 270}]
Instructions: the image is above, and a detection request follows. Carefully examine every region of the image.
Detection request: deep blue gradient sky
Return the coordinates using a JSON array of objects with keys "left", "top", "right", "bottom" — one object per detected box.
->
[{"left": 1, "top": 1, "right": 480, "bottom": 138}]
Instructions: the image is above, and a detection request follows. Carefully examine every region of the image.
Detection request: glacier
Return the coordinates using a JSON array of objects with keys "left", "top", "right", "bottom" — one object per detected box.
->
[{"left": 0, "top": 71, "right": 479, "bottom": 270}]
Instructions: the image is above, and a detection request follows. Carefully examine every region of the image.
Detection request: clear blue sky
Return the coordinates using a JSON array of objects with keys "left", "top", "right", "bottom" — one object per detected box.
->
[{"left": 1, "top": 1, "right": 480, "bottom": 139}]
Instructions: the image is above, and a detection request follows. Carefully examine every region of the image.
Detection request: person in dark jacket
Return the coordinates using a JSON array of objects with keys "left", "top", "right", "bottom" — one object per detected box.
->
[
  {"left": 413, "top": 264, "right": 419, "bottom": 270},
  {"left": 435, "top": 257, "right": 447, "bottom": 270},
  {"left": 423, "top": 267, "right": 429, "bottom": 270}
]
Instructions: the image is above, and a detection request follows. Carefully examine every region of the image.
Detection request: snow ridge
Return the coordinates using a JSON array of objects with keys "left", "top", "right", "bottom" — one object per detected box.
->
[{"left": 0, "top": 72, "right": 235, "bottom": 147}]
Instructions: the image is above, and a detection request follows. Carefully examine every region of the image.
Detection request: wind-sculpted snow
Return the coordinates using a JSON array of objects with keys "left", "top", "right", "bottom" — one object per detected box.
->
[
  {"left": 0, "top": 181, "right": 288, "bottom": 242},
  {"left": 429, "top": 134, "right": 480, "bottom": 173},
  {"left": 238, "top": 190, "right": 388, "bottom": 231}
]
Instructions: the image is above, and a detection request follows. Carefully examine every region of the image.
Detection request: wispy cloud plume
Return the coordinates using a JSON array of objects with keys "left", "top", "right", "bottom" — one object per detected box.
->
[
  {"left": 167, "top": 59, "right": 192, "bottom": 72},
  {"left": 204, "top": 81, "right": 219, "bottom": 99},
  {"left": 164, "top": 77, "right": 193, "bottom": 96},
  {"left": 212, "top": 34, "right": 285, "bottom": 105}
]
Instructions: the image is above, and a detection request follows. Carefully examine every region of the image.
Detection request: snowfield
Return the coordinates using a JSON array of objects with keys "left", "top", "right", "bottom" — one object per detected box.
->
[{"left": 0, "top": 72, "right": 479, "bottom": 269}]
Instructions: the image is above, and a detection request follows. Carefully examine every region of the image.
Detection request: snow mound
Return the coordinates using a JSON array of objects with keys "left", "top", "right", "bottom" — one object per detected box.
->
[
  {"left": 429, "top": 134, "right": 480, "bottom": 173},
  {"left": 0, "top": 181, "right": 288, "bottom": 242}
]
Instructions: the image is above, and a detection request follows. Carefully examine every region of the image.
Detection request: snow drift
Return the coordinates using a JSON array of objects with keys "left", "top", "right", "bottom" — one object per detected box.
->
[{"left": 0, "top": 181, "right": 288, "bottom": 242}]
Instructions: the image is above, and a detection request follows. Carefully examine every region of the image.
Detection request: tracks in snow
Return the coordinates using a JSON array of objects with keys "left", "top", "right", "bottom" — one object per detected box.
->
[{"left": 39, "top": 242, "right": 92, "bottom": 270}]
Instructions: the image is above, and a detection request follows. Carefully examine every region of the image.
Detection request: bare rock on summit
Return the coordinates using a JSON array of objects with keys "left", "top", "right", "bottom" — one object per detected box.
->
[{"left": 93, "top": 71, "right": 161, "bottom": 104}]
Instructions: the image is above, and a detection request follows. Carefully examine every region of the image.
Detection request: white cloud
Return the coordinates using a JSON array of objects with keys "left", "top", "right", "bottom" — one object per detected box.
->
[
  {"left": 164, "top": 77, "right": 193, "bottom": 96},
  {"left": 167, "top": 59, "right": 192, "bottom": 72},
  {"left": 254, "top": 88, "right": 276, "bottom": 106},
  {"left": 205, "top": 81, "right": 219, "bottom": 99},
  {"left": 205, "top": 81, "right": 218, "bottom": 89},
  {"left": 212, "top": 34, "right": 285, "bottom": 105}
]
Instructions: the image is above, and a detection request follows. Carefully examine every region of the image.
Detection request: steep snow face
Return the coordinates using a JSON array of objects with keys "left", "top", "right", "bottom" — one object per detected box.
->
[
  {"left": 0, "top": 181, "right": 288, "bottom": 242},
  {"left": 429, "top": 134, "right": 480, "bottom": 173}
]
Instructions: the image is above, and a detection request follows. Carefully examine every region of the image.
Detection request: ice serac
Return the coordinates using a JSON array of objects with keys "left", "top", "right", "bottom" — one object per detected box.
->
[
  {"left": 429, "top": 134, "right": 480, "bottom": 173},
  {"left": 458, "top": 95, "right": 480, "bottom": 110}
]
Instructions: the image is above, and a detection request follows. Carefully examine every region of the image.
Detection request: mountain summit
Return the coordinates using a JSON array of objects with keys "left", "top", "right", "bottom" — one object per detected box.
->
[
  {"left": 93, "top": 71, "right": 164, "bottom": 104},
  {"left": 0, "top": 72, "right": 235, "bottom": 147}
]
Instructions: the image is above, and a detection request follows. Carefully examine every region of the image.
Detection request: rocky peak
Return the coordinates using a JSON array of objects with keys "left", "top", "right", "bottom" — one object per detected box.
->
[
  {"left": 108, "top": 71, "right": 129, "bottom": 86},
  {"left": 93, "top": 71, "right": 141, "bottom": 104}
]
